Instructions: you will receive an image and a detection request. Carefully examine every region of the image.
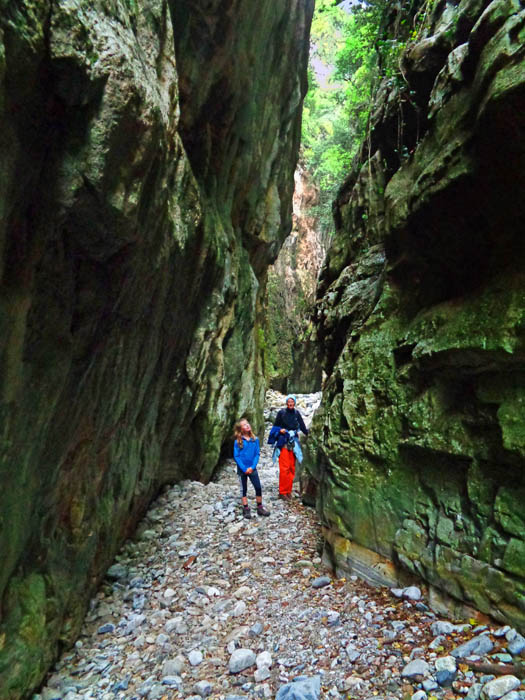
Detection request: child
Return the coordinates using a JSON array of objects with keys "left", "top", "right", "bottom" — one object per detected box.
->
[{"left": 233, "top": 418, "right": 270, "bottom": 519}]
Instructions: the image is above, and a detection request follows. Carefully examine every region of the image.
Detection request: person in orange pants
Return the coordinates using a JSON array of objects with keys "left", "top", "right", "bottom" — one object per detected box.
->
[
  {"left": 278, "top": 443, "right": 296, "bottom": 498},
  {"left": 272, "top": 395, "right": 308, "bottom": 499}
]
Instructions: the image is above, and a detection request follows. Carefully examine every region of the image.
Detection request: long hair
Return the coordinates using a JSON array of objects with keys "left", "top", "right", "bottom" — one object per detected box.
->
[{"left": 233, "top": 418, "right": 255, "bottom": 448}]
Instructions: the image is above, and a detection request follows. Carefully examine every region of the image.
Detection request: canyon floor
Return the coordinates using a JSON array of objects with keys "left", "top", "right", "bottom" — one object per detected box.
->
[{"left": 37, "top": 393, "right": 525, "bottom": 700}]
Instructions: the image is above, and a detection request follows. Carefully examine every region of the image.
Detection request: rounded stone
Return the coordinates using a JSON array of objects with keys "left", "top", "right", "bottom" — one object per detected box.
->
[
  {"left": 436, "top": 670, "right": 455, "bottom": 687},
  {"left": 254, "top": 667, "right": 271, "bottom": 682},
  {"left": 435, "top": 656, "right": 457, "bottom": 673},
  {"left": 229, "top": 648, "right": 256, "bottom": 674},
  {"left": 412, "top": 691, "right": 427, "bottom": 700},
  {"left": 233, "top": 600, "right": 247, "bottom": 617},
  {"left": 508, "top": 634, "right": 525, "bottom": 655},
  {"left": 431, "top": 621, "right": 456, "bottom": 636},
  {"left": 188, "top": 650, "right": 204, "bottom": 666},
  {"left": 401, "top": 659, "right": 430, "bottom": 679},
  {"left": 403, "top": 586, "right": 422, "bottom": 601},
  {"left": 422, "top": 680, "right": 439, "bottom": 692},
  {"left": 311, "top": 576, "right": 331, "bottom": 589},
  {"left": 481, "top": 676, "right": 521, "bottom": 700},
  {"left": 106, "top": 563, "right": 129, "bottom": 580},
  {"left": 451, "top": 634, "right": 494, "bottom": 658},
  {"left": 256, "top": 651, "right": 272, "bottom": 669},
  {"left": 249, "top": 622, "right": 264, "bottom": 637},
  {"left": 161, "top": 657, "right": 184, "bottom": 676},
  {"left": 234, "top": 586, "right": 251, "bottom": 599},
  {"left": 193, "top": 680, "right": 213, "bottom": 698}
]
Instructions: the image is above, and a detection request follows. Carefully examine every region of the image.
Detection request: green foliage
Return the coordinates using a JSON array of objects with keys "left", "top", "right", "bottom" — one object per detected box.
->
[
  {"left": 302, "top": 1, "right": 419, "bottom": 230},
  {"left": 257, "top": 327, "right": 267, "bottom": 351},
  {"left": 302, "top": 1, "right": 383, "bottom": 233},
  {"left": 302, "top": 3, "right": 354, "bottom": 235}
]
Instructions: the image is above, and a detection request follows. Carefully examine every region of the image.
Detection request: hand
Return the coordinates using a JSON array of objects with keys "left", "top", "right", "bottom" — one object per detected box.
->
[
  {"left": 246, "top": 468, "right": 253, "bottom": 474},
  {"left": 280, "top": 429, "right": 286, "bottom": 434}
]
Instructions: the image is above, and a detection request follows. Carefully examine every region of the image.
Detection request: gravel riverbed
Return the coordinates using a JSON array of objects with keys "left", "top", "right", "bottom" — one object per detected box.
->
[{"left": 37, "top": 393, "right": 525, "bottom": 700}]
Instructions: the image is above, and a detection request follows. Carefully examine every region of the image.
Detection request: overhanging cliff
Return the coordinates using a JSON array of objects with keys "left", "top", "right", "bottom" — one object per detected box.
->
[{"left": 0, "top": 0, "right": 313, "bottom": 696}]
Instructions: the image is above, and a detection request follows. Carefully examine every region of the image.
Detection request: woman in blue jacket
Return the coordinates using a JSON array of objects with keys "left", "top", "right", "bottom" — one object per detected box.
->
[{"left": 233, "top": 418, "right": 270, "bottom": 519}]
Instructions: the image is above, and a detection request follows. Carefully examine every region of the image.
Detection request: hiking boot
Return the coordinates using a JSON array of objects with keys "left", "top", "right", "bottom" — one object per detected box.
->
[
  {"left": 257, "top": 504, "right": 270, "bottom": 517},
  {"left": 242, "top": 505, "right": 251, "bottom": 519}
]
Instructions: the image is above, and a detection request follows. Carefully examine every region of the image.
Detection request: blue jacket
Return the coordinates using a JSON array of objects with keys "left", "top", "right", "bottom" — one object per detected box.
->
[
  {"left": 233, "top": 437, "right": 260, "bottom": 473},
  {"left": 269, "top": 428, "right": 303, "bottom": 464},
  {"left": 268, "top": 425, "right": 287, "bottom": 447},
  {"left": 273, "top": 407, "right": 308, "bottom": 435}
]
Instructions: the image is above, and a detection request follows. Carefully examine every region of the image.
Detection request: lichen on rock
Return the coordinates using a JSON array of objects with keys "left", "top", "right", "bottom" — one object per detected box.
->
[
  {"left": 0, "top": 0, "right": 313, "bottom": 695},
  {"left": 305, "top": 0, "right": 525, "bottom": 631}
]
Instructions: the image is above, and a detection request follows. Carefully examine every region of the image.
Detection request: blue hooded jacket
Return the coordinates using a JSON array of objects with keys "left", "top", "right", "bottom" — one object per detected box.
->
[{"left": 233, "top": 437, "right": 260, "bottom": 473}]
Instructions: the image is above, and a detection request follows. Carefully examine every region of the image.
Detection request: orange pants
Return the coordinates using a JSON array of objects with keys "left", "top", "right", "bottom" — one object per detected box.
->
[{"left": 279, "top": 447, "right": 296, "bottom": 495}]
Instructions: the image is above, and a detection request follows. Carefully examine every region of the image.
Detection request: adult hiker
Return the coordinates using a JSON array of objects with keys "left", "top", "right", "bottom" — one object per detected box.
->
[
  {"left": 233, "top": 418, "right": 271, "bottom": 519},
  {"left": 269, "top": 395, "right": 308, "bottom": 499}
]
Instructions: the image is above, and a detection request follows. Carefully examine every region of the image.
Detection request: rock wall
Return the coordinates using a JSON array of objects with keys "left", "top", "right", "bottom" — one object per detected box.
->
[
  {"left": 0, "top": 0, "right": 313, "bottom": 696},
  {"left": 305, "top": 0, "right": 525, "bottom": 631},
  {"left": 265, "top": 164, "right": 326, "bottom": 393}
]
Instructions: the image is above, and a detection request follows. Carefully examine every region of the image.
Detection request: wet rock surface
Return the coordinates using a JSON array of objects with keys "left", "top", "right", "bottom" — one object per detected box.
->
[
  {"left": 0, "top": 1, "right": 313, "bottom": 695},
  {"left": 37, "top": 395, "right": 525, "bottom": 700},
  {"left": 305, "top": 0, "right": 525, "bottom": 630}
]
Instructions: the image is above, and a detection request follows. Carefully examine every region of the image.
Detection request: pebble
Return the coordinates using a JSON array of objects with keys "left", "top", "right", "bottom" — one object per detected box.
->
[
  {"left": 249, "top": 621, "right": 263, "bottom": 637},
  {"left": 494, "top": 626, "right": 510, "bottom": 638},
  {"left": 402, "top": 659, "right": 430, "bottom": 678},
  {"left": 106, "top": 563, "right": 128, "bottom": 580},
  {"left": 436, "top": 669, "right": 455, "bottom": 687},
  {"left": 311, "top": 576, "right": 331, "bottom": 589},
  {"left": 255, "top": 667, "right": 272, "bottom": 682},
  {"left": 431, "top": 620, "right": 457, "bottom": 636},
  {"left": 435, "top": 656, "right": 457, "bottom": 673},
  {"left": 422, "top": 679, "right": 439, "bottom": 692},
  {"left": 193, "top": 679, "right": 213, "bottom": 697},
  {"left": 451, "top": 634, "right": 494, "bottom": 658},
  {"left": 481, "top": 676, "right": 521, "bottom": 700},
  {"left": 412, "top": 691, "right": 427, "bottom": 700},
  {"left": 466, "top": 683, "right": 484, "bottom": 700},
  {"left": 233, "top": 600, "right": 247, "bottom": 616},
  {"left": 345, "top": 644, "right": 360, "bottom": 662},
  {"left": 229, "top": 649, "right": 256, "bottom": 673},
  {"left": 161, "top": 657, "right": 184, "bottom": 676},
  {"left": 403, "top": 586, "right": 422, "bottom": 601},
  {"left": 508, "top": 633, "right": 525, "bottom": 655},
  {"left": 503, "top": 693, "right": 524, "bottom": 700},
  {"left": 256, "top": 651, "right": 272, "bottom": 669},
  {"left": 234, "top": 585, "right": 251, "bottom": 598},
  {"left": 188, "top": 649, "right": 204, "bottom": 666},
  {"left": 429, "top": 634, "right": 446, "bottom": 650},
  {"left": 275, "top": 675, "right": 321, "bottom": 700},
  {"left": 36, "top": 391, "right": 525, "bottom": 700}
]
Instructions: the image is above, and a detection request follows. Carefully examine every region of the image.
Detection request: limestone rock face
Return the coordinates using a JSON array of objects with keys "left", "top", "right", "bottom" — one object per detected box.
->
[
  {"left": 266, "top": 164, "right": 327, "bottom": 393},
  {"left": 305, "top": 0, "right": 525, "bottom": 630},
  {"left": 0, "top": 0, "right": 312, "bottom": 696}
]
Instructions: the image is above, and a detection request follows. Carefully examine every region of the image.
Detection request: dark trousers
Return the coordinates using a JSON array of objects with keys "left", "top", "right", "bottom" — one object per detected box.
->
[{"left": 237, "top": 468, "right": 262, "bottom": 498}]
